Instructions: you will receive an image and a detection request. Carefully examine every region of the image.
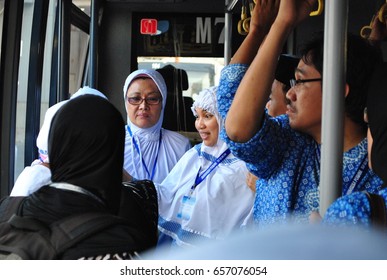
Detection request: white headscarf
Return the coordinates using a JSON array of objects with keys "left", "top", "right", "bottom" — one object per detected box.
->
[
  {"left": 123, "top": 69, "right": 167, "bottom": 134},
  {"left": 157, "top": 86, "right": 254, "bottom": 248},
  {"left": 36, "top": 86, "right": 107, "bottom": 163},
  {"left": 11, "top": 87, "right": 108, "bottom": 197},
  {"left": 190, "top": 86, "right": 228, "bottom": 168},
  {"left": 122, "top": 69, "right": 190, "bottom": 184},
  {"left": 191, "top": 86, "right": 219, "bottom": 123}
]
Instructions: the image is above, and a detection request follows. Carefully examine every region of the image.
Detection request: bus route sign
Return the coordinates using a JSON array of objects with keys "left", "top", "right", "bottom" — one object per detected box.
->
[{"left": 140, "top": 19, "right": 158, "bottom": 35}]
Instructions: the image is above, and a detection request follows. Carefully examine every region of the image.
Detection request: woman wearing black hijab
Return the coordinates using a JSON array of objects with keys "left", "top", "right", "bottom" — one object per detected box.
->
[
  {"left": 323, "top": 63, "right": 387, "bottom": 227},
  {"left": 0, "top": 95, "right": 157, "bottom": 259}
]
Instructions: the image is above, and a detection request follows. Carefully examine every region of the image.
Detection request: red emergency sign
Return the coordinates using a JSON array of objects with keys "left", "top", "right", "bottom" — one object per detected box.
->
[{"left": 140, "top": 19, "right": 158, "bottom": 35}]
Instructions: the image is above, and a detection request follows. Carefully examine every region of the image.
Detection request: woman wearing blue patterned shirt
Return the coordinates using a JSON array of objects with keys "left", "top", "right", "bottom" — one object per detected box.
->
[{"left": 324, "top": 63, "right": 387, "bottom": 227}]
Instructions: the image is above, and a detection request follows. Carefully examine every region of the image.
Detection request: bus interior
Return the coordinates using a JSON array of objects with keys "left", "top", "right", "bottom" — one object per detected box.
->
[{"left": 1, "top": 0, "right": 387, "bottom": 206}]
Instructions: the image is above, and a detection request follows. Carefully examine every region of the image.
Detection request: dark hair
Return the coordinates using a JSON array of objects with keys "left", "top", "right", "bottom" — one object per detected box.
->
[{"left": 298, "top": 31, "right": 382, "bottom": 129}]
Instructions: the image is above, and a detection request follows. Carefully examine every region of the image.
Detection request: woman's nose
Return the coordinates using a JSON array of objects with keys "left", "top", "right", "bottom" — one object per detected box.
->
[
  {"left": 138, "top": 100, "right": 149, "bottom": 110},
  {"left": 197, "top": 118, "right": 205, "bottom": 128}
]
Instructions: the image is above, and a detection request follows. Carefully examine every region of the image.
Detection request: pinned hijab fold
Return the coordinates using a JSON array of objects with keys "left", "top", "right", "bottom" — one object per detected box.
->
[
  {"left": 367, "top": 62, "right": 387, "bottom": 185},
  {"left": 122, "top": 69, "right": 167, "bottom": 135},
  {"left": 48, "top": 95, "right": 125, "bottom": 213},
  {"left": 191, "top": 86, "right": 220, "bottom": 125},
  {"left": 36, "top": 86, "right": 107, "bottom": 163}
]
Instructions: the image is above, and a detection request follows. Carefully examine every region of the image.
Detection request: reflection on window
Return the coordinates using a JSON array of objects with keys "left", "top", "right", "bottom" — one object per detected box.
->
[
  {"left": 15, "top": 0, "right": 35, "bottom": 180},
  {"left": 69, "top": 25, "right": 89, "bottom": 94},
  {"left": 73, "top": 0, "right": 90, "bottom": 16},
  {"left": 40, "top": 0, "right": 57, "bottom": 123},
  {"left": 0, "top": 0, "right": 4, "bottom": 61}
]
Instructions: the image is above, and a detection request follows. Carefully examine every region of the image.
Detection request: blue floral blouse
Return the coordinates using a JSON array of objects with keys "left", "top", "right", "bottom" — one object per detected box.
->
[
  {"left": 217, "top": 64, "right": 383, "bottom": 227},
  {"left": 323, "top": 188, "right": 387, "bottom": 227}
]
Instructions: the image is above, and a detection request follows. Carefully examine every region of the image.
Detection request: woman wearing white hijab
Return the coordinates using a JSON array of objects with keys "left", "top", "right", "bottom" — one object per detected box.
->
[
  {"left": 156, "top": 86, "right": 255, "bottom": 249},
  {"left": 123, "top": 69, "right": 191, "bottom": 184},
  {"left": 10, "top": 86, "right": 107, "bottom": 196}
]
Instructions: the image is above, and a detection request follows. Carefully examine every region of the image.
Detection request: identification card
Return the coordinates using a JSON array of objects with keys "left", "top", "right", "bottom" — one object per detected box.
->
[{"left": 177, "top": 195, "right": 196, "bottom": 220}]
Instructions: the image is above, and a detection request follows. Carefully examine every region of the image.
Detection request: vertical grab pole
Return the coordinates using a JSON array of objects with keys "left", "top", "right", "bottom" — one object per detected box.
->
[
  {"left": 89, "top": 0, "right": 99, "bottom": 88},
  {"left": 57, "top": 0, "right": 70, "bottom": 100},
  {"left": 319, "top": 0, "right": 349, "bottom": 216},
  {"left": 224, "top": 0, "right": 235, "bottom": 65}
]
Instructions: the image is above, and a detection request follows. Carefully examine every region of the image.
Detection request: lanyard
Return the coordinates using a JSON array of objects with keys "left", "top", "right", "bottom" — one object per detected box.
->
[
  {"left": 316, "top": 142, "right": 369, "bottom": 195},
  {"left": 127, "top": 126, "right": 162, "bottom": 181},
  {"left": 189, "top": 148, "right": 231, "bottom": 196},
  {"left": 50, "top": 182, "right": 105, "bottom": 205},
  {"left": 346, "top": 154, "right": 368, "bottom": 195}
]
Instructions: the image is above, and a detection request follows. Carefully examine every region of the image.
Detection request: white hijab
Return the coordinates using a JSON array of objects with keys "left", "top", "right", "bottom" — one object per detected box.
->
[
  {"left": 122, "top": 69, "right": 190, "bottom": 184},
  {"left": 157, "top": 86, "right": 254, "bottom": 248},
  {"left": 122, "top": 69, "right": 167, "bottom": 134},
  {"left": 190, "top": 86, "right": 226, "bottom": 162},
  {"left": 11, "top": 87, "right": 107, "bottom": 197},
  {"left": 36, "top": 86, "right": 107, "bottom": 163}
]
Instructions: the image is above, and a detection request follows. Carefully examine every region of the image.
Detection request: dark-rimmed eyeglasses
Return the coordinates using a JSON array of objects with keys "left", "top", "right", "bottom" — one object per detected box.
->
[
  {"left": 127, "top": 96, "right": 162, "bottom": 105},
  {"left": 290, "top": 78, "right": 322, "bottom": 89}
]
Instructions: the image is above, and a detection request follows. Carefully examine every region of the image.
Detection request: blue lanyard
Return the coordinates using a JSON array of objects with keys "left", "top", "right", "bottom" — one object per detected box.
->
[
  {"left": 346, "top": 154, "right": 368, "bottom": 195},
  {"left": 315, "top": 142, "right": 321, "bottom": 163},
  {"left": 127, "top": 126, "right": 162, "bottom": 181},
  {"left": 189, "top": 148, "right": 231, "bottom": 195},
  {"left": 316, "top": 142, "right": 369, "bottom": 195}
]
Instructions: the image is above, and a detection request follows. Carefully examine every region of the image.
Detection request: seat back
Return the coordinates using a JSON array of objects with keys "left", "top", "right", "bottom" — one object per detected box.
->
[{"left": 157, "top": 65, "right": 195, "bottom": 131}]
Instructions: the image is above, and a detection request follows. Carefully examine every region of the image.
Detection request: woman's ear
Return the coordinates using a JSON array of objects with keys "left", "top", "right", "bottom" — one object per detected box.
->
[{"left": 345, "top": 84, "right": 350, "bottom": 97}]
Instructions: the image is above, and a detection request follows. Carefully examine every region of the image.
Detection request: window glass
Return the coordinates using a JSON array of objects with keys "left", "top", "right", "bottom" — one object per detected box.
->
[
  {"left": 138, "top": 56, "right": 224, "bottom": 100},
  {"left": 70, "top": 0, "right": 91, "bottom": 94},
  {"left": 69, "top": 25, "right": 89, "bottom": 94},
  {"left": 74, "top": 0, "right": 90, "bottom": 16},
  {"left": 0, "top": 0, "right": 4, "bottom": 61},
  {"left": 14, "top": 0, "right": 35, "bottom": 180},
  {"left": 40, "top": 0, "right": 57, "bottom": 125}
]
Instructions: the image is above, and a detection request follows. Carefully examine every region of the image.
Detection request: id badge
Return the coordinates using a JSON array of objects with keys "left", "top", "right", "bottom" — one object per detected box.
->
[{"left": 177, "top": 195, "right": 196, "bottom": 220}]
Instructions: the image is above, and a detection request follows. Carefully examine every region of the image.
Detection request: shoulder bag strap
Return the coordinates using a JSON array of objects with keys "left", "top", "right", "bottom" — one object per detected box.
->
[{"left": 49, "top": 212, "right": 130, "bottom": 254}]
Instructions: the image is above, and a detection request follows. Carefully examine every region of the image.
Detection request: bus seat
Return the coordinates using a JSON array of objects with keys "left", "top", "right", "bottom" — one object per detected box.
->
[
  {"left": 183, "top": 96, "right": 197, "bottom": 132},
  {"left": 157, "top": 65, "right": 192, "bottom": 131}
]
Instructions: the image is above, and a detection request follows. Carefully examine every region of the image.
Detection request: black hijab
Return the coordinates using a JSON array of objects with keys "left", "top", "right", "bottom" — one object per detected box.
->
[
  {"left": 48, "top": 95, "right": 125, "bottom": 213},
  {"left": 367, "top": 62, "right": 387, "bottom": 185}
]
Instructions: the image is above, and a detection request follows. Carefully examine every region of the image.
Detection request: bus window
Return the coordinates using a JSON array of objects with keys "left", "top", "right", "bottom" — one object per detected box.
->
[
  {"left": 69, "top": 24, "right": 89, "bottom": 94},
  {"left": 0, "top": 0, "right": 4, "bottom": 60},
  {"left": 14, "top": 0, "right": 36, "bottom": 180},
  {"left": 138, "top": 57, "right": 224, "bottom": 100},
  {"left": 41, "top": 0, "right": 57, "bottom": 128},
  {"left": 70, "top": 1, "right": 90, "bottom": 94}
]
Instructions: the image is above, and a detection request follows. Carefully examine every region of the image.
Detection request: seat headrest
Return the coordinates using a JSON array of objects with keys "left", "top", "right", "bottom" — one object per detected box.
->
[{"left": 157, "top": 65, "right": 189, "bottom": 91}]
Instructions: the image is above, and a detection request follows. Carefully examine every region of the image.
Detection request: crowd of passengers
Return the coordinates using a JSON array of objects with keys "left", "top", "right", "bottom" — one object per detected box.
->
[{"left": 1, "top": 0, "right": 387, "bottom": 259}]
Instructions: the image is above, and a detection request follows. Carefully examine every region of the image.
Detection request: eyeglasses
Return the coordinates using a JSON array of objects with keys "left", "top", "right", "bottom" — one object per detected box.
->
[
  {"left": 127, "top": 96, "right": 162, "bottom": 105},
  {"left": 289, "top": 78, "right": 322, "bottom": 89}
]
